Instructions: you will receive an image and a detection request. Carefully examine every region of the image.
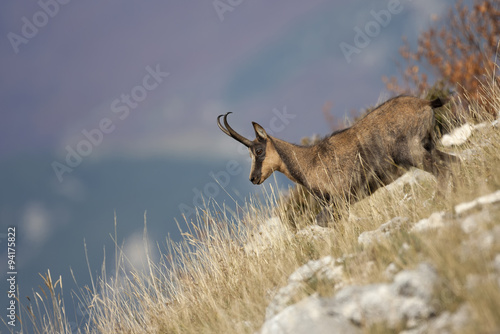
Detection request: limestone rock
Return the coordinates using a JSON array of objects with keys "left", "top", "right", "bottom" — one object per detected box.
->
[
  {"left": 454, "top": 190, "right": 500, "bottom": 215},
  {"left": 441, "top": 123, "right": 475, "bottom": 147},
  {"left": 385, "top": 168, "right": 435, "bottom": 192},
  {"left": 411, "top": 211, "right": 447, "bottom": 233},
  {"left": 261, "top": 295, "right": 361, "bottom": 334},
  {"left": 261, "top": 263, "right": 440, "bottom": 333},
  {"left": 358, "top": 216, "right": 409, "bottom": 246},
  {"left": 401, "top": 304, "right": 471, "bottom": 334},
  {"left": 265, "top": 256, "right": 345, "bottom": 319},
  {"left": 326, "top": 263, "right": 438, "bottom": 329}
]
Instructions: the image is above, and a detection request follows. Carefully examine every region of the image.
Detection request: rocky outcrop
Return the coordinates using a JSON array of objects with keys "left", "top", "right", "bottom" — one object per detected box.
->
[
  {"left": 260, "top": 190, "right": 500, "bottom": 333},
  {"left": 359, "top": 190, "right": 500, "bottom": 246},
  {"left": 261, "top": 263, "right": 446, "bottom": 334},
  {"left": 265, "top": 256, "right": 345, "bottom": 319},
  {"left": 400, "top": 304, "right": 471, "bottom": 334},
  {"left": 441, "top": 120, "right": 498, "bottom": 147},
  {"left": 261, "top": 294, "right": 361, "bottom": 334}
]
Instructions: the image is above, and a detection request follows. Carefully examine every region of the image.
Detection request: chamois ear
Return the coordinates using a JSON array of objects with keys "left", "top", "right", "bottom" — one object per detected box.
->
[{"left": 252, "top": 122, "right": 268, "bottom": 140}]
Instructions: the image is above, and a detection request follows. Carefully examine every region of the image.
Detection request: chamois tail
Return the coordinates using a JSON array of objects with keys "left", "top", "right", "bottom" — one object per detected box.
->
[{"left": 429, "top": 97, "right": 449, "bottom": 109}]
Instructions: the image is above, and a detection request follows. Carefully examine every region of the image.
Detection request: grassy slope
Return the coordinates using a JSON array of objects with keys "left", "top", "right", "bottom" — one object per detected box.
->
[{"left": 16, "top": 85, "right": 500, "bottom": 334}]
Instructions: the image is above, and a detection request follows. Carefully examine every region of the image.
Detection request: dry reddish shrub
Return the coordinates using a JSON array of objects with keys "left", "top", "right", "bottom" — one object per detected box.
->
[{"left": 383, "top": 0, "right": 500, "bottom": 117}]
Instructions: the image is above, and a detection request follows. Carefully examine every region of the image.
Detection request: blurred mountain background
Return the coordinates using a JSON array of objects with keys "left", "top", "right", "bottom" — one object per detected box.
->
[{"left": 0, "top": 0, "right": 457, "bottom": 329}]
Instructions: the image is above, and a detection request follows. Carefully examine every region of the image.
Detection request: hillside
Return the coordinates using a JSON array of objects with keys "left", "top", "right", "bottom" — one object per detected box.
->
[{"left": 13, "top": 87, "right": 500, "bottom": 333}]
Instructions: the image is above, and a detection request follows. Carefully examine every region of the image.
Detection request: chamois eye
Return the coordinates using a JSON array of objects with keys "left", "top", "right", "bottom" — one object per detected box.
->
[{"left": 255, "top": 148, "right": 263, "bottom": 156}]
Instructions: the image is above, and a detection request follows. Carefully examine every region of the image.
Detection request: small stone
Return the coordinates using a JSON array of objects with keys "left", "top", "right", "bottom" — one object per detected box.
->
[
  {"left": 384, "top": 263, "right": 399, "bottom": 279},
  {"left": 400, "top": 242, "right": 411, "bottom": 254}
]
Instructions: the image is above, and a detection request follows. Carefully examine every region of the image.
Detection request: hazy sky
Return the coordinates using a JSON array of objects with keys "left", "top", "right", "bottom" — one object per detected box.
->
[
  {"left": 1, "top": 1, "right": 460, "bottom": 329},
  {"left": 1, "top": 0, "right": 454, "bottom": 162}
]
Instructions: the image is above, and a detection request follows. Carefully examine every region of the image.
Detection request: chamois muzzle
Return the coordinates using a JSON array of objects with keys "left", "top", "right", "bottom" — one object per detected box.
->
[
  {"left": 217, "top": 112, "right": 253, "bottom": 147},
  {"left": 250, "top": 174, "right": 262, "bottom": 185}
]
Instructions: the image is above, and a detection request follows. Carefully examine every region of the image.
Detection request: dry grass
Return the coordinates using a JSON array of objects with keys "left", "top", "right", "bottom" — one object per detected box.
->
[{"left": 11, "top": 82, "right": 500, "bottom": 334}]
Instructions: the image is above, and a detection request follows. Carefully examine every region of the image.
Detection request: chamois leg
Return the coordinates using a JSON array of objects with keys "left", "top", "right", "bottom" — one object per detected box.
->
[
  {"left": 422, "top": 149, "right": 457, "bottom": 198},
  {"left": 435, "top": 149, "right": 460, "bottom": 196},
  {"left": 435, "top": 149, "right": 460, "bottom": 165},
  {"left": 315, "top": 197, "right": 348, "bottom": 227},
  {"left": 404, "top": 138, "right": 458, "bottom": 197},
  {"left": 316, "top": 205, "right": 340, "bottom": 227}
]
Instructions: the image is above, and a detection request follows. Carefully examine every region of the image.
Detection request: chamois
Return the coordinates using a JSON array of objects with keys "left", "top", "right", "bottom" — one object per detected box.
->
[{"left": 217, "top": 96, "right": 457, "bottom": 226}]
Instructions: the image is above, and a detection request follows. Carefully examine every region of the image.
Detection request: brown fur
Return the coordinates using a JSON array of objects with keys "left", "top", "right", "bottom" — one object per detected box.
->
[{"left": 218, "top": 96, "right": 457, "bottom": 226}]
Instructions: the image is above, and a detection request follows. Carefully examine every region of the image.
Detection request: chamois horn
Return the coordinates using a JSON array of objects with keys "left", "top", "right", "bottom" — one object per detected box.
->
[{"left": 217, "top": 112, "right": 253, "bottom": 147}]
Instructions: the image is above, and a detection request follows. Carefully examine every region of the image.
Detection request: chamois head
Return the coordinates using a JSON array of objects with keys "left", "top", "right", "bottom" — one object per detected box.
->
[{"left": 217, "top": 112, "right": 279, "bottom": 185}]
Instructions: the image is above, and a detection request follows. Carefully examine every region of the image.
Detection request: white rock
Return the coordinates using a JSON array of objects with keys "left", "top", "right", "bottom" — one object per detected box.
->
[
  {"left": 265, "top": 282, "right": 304, "bottom": 320},
  {"left": 441, "top": 123, "right": 474, "bottom": 147},
  {"left": 260, "top": 295, "right": 361, "bottom": 334},
  {"left": 459, "top": 212, "right": 481, "bottom": 234},
  {"left": 460, "top": 228, "right": 497, "bottom": 262},
  {"left": 288, "top": 256, "right": 344, "bottom": 283},
  {"left": 358, "top": 217, "right": 409, "bottom": 246},
  {"left": 326, "top": 263, "right": 438, "bottom": 329},
  {"left": 393, "top": 263, "right": 437, "bottom": 302},
  {"left": 385, "top": 168, "right": 435, "bottom": 192},
  {"left": 266, "top": 256, "right": 345, "bottom": 319},
  {"left": 454, "top": 190, "right": 500, "bottom": 215},
  {"left": 401, "top": 303, "right": 470, "bottom": 334},
  {"left": 400, "top": 242, "right": 411, "bottom": 254},
  {"left": 262, "top": 263, "right": 440, "bottom": 333},
  {"left": 411, "top": 212, "right": 446, "bottom": 233},
  {"left": 441, "top": 119, "right": 499, "bottom": 147}
]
